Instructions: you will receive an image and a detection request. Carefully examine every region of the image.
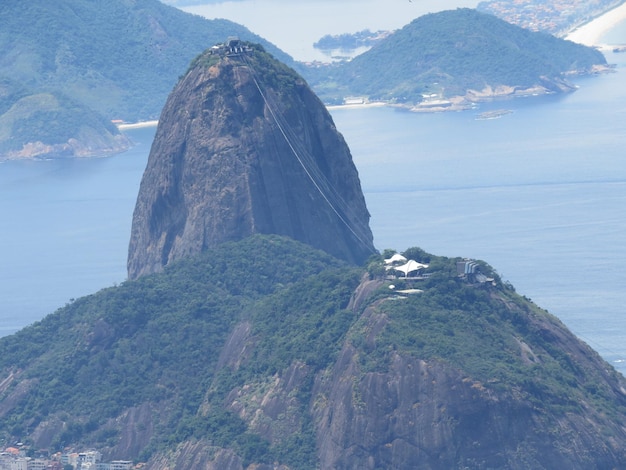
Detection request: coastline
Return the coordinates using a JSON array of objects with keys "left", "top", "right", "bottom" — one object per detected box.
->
[
  {"left": 566, "top": 1, "right": 626, "bottom": 47},
  {"left": 117, "top": 6, "right": 626, "bottom": 120},
  {"left": 117, "top": 120, "right": 159, "bottom": 130},
  {"left": 325, "top": 81, "right": 576, "bottom": 114},
  {"left": 326, "top": 101, "right": 386, "bottom": 111}
]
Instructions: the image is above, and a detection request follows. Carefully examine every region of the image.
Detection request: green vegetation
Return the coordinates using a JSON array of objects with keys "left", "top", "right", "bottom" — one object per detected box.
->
[
  {"left": 354, "top": 253, "right": 626, "bottom": 419},
  {"left": 0, "top": 235, "right": 352, "bottom": 463},
  {"left": 367, "top": 281, "right": 575, "bottom": 396},
  {"left": 1, "top": 235, "right": 624, "bottom": 465},
  {"left": 189, "top": 43, "right": 300, "bottom": 94},
  {"left": 1, "top": 4, "right": 608, "bottom": 156},
  {"left": 304, "top": 8, "right": 607, "bottom": 104},
  {"left": 1, "top": 0, "right": 290, "bottom": 121},
  {"left": 0, "top": 88, "right": 121, "bottom": 155},
  {"left": 0, "top": 0, "right": 292, "bottom": 157},
  {"left": 313, "top": 30, "right": 387, "bottom": 51}
]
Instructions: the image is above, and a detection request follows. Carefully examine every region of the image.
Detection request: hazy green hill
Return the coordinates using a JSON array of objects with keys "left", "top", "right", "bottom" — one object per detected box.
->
[
  {"left": 0, "top": 79, "right": 129, "bottom": 158},
  {"left": 306, "top": 8, "right": 607, "bottom": 105},
  {"left": 0, "top": 0, "right": 290, "bottom": 159},
  {"left": 0, "top": 235, "right": 625, "bottom": 468},
  {"left": 0, "top": 0, "right": 290, "bottom": 121}
]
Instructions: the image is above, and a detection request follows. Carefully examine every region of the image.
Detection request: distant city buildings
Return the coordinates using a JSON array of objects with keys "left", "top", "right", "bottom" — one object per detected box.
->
[
  {"left": 0, "top": 448, "right": 132, "bottom": 470},
  {"left": 478, "top": 0, "right": 625, "bottom": 35}
]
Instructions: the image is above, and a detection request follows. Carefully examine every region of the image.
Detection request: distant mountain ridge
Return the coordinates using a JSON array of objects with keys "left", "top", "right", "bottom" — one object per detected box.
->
[
  {"left": 306, "top": 8, "right": 608, "bottom": 107},
  {"left": 0, "top": 0, "right": 290, "bottom": 160}
]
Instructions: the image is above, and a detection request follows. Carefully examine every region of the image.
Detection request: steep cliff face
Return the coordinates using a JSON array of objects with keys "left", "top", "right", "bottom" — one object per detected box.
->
[
  {"left": 311, "top": 298, "right": 626, "bottom": 469},
  {"left": 143, "top": 267, "right": 626, "bottom": 470},
  {"left": 127, "top": 43, "right": 375, "bottom": 279}
]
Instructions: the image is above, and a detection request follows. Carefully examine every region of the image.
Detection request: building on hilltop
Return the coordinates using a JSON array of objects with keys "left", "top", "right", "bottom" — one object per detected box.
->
[
  {"left": 457, "top": 259, "right": 496, "bottom": 285},
  {"left": 457, "top": 259, "right": 479, "bottom": 277},
  {"left": 208, "top": 37, "right": 253, "bottom": 57}
]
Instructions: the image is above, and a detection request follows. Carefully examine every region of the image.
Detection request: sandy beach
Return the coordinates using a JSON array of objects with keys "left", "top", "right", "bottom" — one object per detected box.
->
[
  {"left": 117, "top": 120, "right": 159, "bottom": 130},
  {"left": 566, "top": 1, "right": 626, "bottom": 46},
  {"left": 326, "top": 101, "right": 387, "bottom": 111}
]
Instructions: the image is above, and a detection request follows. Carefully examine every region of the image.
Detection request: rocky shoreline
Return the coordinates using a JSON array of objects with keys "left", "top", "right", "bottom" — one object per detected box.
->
[
  {"left": 328, "top": 75, "right": 602, "bottom": 114},
  {"left": 411, "top": 80, "right": 577, "bottom": 112},
  {"left": 340, "top": 55, "right": 616, "bottom": 113},
  {"left": 0, "top": 133, "right": 131, "bottom": 162}
]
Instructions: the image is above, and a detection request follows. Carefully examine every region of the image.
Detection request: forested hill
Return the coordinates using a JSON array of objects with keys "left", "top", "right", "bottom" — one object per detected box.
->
[
  {"left": 306, "top": 8, "right": 607, "bottom": 106},
  {"left": 1, "top": 235, "right": 625, "bottom": 468},
  {"left": 0, "top": 0, "right": 290, "bottom": 159}
]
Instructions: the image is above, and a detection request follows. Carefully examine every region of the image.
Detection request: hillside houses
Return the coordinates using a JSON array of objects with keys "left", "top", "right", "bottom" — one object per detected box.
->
[
  {"left": 479, "top": 0, "right": 624, "bottom": 34},
  {"left": 0, "top": 448, "right": 132, "bottom": 470}
]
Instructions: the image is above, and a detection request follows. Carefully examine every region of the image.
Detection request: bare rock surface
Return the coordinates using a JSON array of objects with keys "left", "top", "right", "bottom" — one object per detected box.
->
[{"left": 128, "top": 44, "right": 375, "bottom": 279}]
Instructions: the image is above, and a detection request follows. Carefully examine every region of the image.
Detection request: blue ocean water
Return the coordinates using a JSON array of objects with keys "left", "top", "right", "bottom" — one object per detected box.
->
[
  {"left": 0, "top": 127, "right": 155, "bottom": 335},
  {"left": 1, "top": 55, "right": 625, "bottom": 375}
]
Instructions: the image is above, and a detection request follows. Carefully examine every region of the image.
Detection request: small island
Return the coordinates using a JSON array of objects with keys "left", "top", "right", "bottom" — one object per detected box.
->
[
  {"left": 304, "top": 9, "right": 609, "bottom": 111},
  {"left": 475, "top": 109, "right": 514, "bottom": 120},
  {"left": 313, "top": 29, "right": 392, "bottom": 58}
]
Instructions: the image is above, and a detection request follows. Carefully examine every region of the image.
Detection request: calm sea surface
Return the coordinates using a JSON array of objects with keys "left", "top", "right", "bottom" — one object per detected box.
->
[
  {"left": 1, "top": 5, "right": 625, "bottom": 375},
  {"left": 0, "top": 127, "right": 155, "bottom": 335}
]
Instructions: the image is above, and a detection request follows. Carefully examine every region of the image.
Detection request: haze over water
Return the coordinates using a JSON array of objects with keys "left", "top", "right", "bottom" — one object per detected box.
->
[
  {"left": 183, "top": 0, "right": 481, "bottom": 62},
  {"left": 1, "top": 1, "right": 625, "bottom": 375}
]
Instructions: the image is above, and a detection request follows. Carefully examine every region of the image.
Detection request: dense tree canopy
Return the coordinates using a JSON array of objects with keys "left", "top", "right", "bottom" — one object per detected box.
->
[
  {"left": 0, "top": 0, "right": 292, "bottom": 157},
  {"left": 1, "top": 235, "right": 624, "bottom": 467},
  {"left": 304, "top": 8, "right": 607, "bottom": 104}
]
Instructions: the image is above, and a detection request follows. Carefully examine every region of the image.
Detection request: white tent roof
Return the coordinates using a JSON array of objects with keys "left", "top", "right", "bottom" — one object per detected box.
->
[
  {"left": 392, "top": 260, "right": 429, "bottom": 276},
  {"left": 384, "top": 253, "right": 407, "bottom": 264}
]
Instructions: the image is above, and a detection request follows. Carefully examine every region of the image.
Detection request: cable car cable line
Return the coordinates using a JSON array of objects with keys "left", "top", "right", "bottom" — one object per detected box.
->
[{"left": 238, "top": 54, "right": 375, "bottom": 255}]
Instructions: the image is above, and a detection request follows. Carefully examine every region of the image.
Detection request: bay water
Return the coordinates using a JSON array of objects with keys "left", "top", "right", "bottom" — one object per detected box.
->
[
  {"left": 0, "top": 127, "right": 155, "bottom": 336},
  {"left": 183, "top": 0, "right": 481, "bottom": 62},
  {"left": 1, "top": 5, "right": 625, "bottom": 376}
]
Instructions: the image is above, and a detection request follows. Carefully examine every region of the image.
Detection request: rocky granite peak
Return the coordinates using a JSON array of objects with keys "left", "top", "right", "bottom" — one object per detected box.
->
[{"left": 127, "top": 42, "right": 375, "bottom": 279}]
